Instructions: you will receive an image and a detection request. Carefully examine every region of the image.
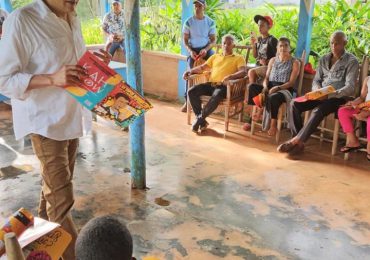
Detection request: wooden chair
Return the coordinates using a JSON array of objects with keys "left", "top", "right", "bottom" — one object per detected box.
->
[
  {"left": 250, "top": 51, "right": 306, "bottom": 143},
  {"left": 304, "top": 55, "right": 368, "bottom": 155},
  {"left": 106, "top": 42, "right": 126, "bottom": 63},
  {"left": 186, "top": 45, "right": 252, "bottom": 131}
]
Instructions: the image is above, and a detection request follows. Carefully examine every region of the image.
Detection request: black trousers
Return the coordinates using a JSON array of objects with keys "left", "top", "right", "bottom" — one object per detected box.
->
[
  {"left": 248, "top": 82, "right": 291, "bottom": 119},
  {"left": 184, "top": 46, "right": 214, "bottom": 99},
  {"left": 289, "top": 97, "right": 347, "bottom": 142},
  {"left": 188, "top": 82, "right": 227, "bottom": 119}
]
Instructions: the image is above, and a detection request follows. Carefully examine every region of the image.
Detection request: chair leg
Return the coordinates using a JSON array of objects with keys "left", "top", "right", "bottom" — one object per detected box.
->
[
  {"left": 344, "top": 135, "right": 349, "bottom": 160},
  {"left": 225, "top": 105, "right": 230, "bottom": 132},
  {"left": 187, "top": 98, "right": 191, "bottom": 125},
  {"left": 331, "top": 119, "right": 339, "bottom": 156},
  {"left": 250, "top": 106, "right": 256, "bottom": 135},
  {"left": 320, "top": 117, "right": 326, "bottom": 143},
  {"left": 239, "top": 102, "right": 244, "bottom": 122},
  {"left": 276, "top": 106, "right": 284, "bottom": 144}
]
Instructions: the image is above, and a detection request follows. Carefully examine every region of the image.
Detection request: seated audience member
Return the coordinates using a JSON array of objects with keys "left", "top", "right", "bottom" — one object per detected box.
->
[
  {"left": 277, "top": 31, "right": 359, "bottom": 157},
  {"left": 102, "top": 0, "right": 125, "bottom": 57},
  {"left": 338, "top": 76, "right": 370, "bottom": 161},
  {"left": 248, "top": 15, "right": 278, "bottom": 83},
  {"left": 247, "top": 37, "right": 300, "bottom": 136},
  {"left": 76, "top": 216, "right": 135, "bottom": 260},
  {"left": 184, "top": 34, "right": 247, "bottom": 132},
  {"left": 244, "top": 15, "right": 277, "bottom": 128}
]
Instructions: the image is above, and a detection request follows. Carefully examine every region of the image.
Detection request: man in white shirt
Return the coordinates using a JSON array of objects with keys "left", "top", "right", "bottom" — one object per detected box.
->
[
  {"left": 0, "top": 8, "right": 8, "bottom": 39},
  {"left": 0, "top": 1, "right": 110, "bottom": 259}
]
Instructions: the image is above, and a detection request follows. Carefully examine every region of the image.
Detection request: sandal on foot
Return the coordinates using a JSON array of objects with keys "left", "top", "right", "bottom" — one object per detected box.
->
[{"left": 340, "top": 145, "right": 361, "bottom": 153}]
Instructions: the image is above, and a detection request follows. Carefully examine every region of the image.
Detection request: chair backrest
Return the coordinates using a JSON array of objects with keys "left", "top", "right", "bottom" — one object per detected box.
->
[
  {"left": 215, "top": 44, "right": 253, "bottom": 66},
  {"left": 296, "top": 50, "right": 306, "bottom": 97},
  {"left": 355, "top": 55, "right": 369, "bottom": 97}
]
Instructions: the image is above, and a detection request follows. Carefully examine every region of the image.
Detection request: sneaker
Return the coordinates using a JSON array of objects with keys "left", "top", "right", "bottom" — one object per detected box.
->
[{"left": 181, "top": 103, "right": 187, "bottom": 113}]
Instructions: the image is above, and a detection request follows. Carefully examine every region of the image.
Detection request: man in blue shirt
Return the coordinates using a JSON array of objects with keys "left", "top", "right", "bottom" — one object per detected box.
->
[{"left": 181, "top": 0, "right": 216, "bottom": 112}]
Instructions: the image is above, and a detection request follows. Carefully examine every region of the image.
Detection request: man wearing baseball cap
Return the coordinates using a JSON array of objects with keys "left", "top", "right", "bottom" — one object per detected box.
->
[
  {"left": 102, "top": 0, "right": 125, "bottom": 58},
  {"left": 181, "top": 0, "right": 216, "bottom": 112},
  {"left": 248, "top": 15, "right": 278, "bottom": 84}
]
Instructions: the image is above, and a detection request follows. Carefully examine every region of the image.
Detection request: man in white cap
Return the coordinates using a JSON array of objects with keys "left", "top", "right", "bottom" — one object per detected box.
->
[
  {"left": 102, "top": 0, "right": 125, "bottom": 57},
  {"left": 181, "top": 0, "right": 216, "bottom": 112}
]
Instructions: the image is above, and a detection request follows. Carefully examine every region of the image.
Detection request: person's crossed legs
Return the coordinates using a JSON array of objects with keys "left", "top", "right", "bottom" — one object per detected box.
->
[
  {"left": 188, "top": 82, "right": 227, "bottom": 132},
  {"left": 279, "top": 98, "right": 346, "bottom": 156}
]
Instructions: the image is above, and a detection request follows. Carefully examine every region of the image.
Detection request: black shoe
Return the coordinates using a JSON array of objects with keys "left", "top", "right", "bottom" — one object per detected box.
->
[
  {"left": 192, "top": 117, "right": 202, "bottom": 132},
  {"left": 288, "top": 143, "right": 304, "bottom": 157},
  {"left": 199, "top": 119, "right": 209, "bottom": 132},
  {"left": 277, "top": 142, "right": 295, "bottom": 153}
]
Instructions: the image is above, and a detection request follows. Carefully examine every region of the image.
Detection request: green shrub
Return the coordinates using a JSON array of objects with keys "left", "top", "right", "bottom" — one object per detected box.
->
[{"left": 82, "top": 18, "right": 105, "bottom": 45}]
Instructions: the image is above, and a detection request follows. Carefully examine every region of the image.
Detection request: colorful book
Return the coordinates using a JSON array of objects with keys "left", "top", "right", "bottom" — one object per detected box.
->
[
  {"left": 0, "top": 216, "right": 71, "bottom": 260},
  {"left": 65, "top": 51, "right": 153, "bottom": 128},
  {"left": 356, "top": 101, "right": 370, "bottom": 111},
  {"left": 294, "top": 86, "right": 336, "bottom": 103}
]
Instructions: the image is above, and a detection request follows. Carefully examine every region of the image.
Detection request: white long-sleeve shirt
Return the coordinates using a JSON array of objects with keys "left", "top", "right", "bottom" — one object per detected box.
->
[{"left": 0, "top": 0, "right": 87, "bottom": 140}]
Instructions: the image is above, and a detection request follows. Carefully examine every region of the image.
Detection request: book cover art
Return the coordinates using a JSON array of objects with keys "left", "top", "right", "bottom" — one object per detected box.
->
[
  {"left": 93, "top": 81, "right": 153, "bottom": 128},
  {"left": 24, "top": 227, "right": 71, "bottom": 260},
  {"left": 65, "top": 51, "right": 153, "bottom": 127},
  {"left": 64, "top": 51, "right": 123, "bottom": 110},
  {"left": 0, "top": 217, "right": 70, "bottom": 260}
]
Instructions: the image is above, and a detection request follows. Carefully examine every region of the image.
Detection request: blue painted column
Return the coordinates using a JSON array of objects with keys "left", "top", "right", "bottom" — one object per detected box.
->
[
  {"left": 125, "top": 0, "right": 146, "bottom": 189},
  {"left": 177, "top": 0, "right": 193, "bottom": 101},
  {"left": 0, "top": 0, "right": 12, "bottom": 102},
  {"left": 101, "top": 0, "right": 110, "bottom": 16},
  {"left": 296, "top": 0, "right": 315, "bottom": 62},
  {"left": 0, "top": 0, "right": 13, "bottom": 12}
]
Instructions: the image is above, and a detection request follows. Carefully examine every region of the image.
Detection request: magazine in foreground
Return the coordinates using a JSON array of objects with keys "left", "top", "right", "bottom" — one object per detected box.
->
[
  {"left": 0, "top": 209, "right": 71, "bottom": 260},
  {"left": 65, "top": 51, "right": 153, "bottom": 128}
]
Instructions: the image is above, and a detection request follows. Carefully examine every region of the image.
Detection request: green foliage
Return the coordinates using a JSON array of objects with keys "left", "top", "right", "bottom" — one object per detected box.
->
[
  {"left": 265, "top": 3, "right": 299, "bottom": 50},
  {"left": 204, "top": 0, "right": 224, "bottom": 20},
  {"left": 81, "top": 18, "right": 105, "bottom": 45},
  {"left": 10, "top": 0, "right": 32, "bottom": 9},
  {"left": 311, "top": 0, "right": 370, "bottom": 59},
  {"left": 214, "top": 9, "right": 249, "bottom": 44},
  {"left": 140, "top": 0, "right": 182, "bottom": 53}
]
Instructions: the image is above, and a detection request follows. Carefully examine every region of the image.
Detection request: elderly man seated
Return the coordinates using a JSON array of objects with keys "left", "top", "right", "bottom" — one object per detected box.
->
[
  {"left": 184, "top": 34, "right": 246, "bottom": 132},
  {"left": 278, "top": 31, "right": 359, "bottom": 156}
]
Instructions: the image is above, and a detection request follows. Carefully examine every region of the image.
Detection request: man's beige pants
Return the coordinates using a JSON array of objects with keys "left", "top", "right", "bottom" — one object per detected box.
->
[{"left": 31, "top": 134, "right": 79, "bottom": 260}]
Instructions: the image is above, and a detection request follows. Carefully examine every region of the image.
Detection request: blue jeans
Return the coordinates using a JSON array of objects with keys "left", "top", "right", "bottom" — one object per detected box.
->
[{"left": 109, "top": 41, "right": 125, "bottom": 57}]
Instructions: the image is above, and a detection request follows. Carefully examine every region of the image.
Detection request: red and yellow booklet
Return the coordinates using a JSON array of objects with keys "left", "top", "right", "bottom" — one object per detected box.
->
[
  {"left": 0, "top": 210, "right": 71, "bottom": 260},
  {"left": 294, "top": 86, "right": 336, "bottom": 103}
]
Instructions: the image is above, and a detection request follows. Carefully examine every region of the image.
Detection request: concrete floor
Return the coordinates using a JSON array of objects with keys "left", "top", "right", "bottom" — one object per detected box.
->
[{"left": 0, "top": 100, "right": 369, "bottom": 260}]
